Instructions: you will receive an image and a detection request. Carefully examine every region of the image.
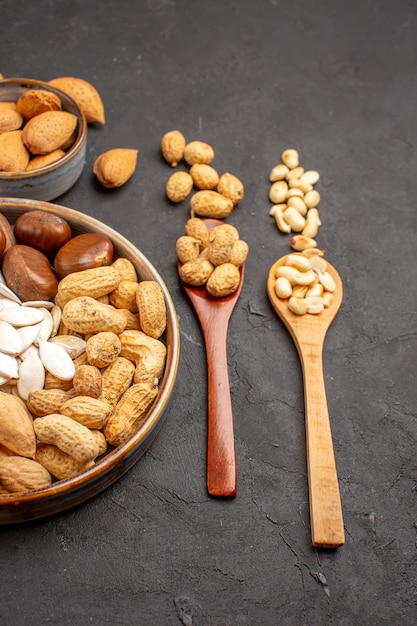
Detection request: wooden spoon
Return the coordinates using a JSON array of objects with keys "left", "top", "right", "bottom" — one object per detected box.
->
[
  {"left": 267, "top": 254, "right": 345, "bottom": 548},
  {"left": 178, "top": 218, "right": 244, "bottom": 498}
]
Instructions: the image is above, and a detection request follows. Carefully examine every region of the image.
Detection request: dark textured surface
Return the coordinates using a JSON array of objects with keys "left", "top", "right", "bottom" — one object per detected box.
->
[{"left": 1, "top": 1, "right": 416, "bottom": 624}]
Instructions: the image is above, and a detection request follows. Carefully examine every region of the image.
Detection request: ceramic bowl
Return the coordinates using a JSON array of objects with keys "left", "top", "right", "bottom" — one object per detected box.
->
[
  {"left": 0, "top": 197, "right": 180, "bottom": 524},
  {"left": 0, "top": 78, "right": 87, "bottom": 201}
]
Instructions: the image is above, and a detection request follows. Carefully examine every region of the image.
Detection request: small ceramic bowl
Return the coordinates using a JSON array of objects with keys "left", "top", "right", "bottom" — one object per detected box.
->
[
  {"left": 0, "top": 78, "right": 87, "bottom": 201},
  {"left": 0, "top": 198, "right": 180, "bottom": 524}
]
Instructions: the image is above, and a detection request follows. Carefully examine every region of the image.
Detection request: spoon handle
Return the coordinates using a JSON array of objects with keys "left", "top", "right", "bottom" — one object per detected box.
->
[
  {"left": 300, "top": 343, "right": 344, "bottom": 548},
  {"left": 203, "top": 323, "right": 237, "bottom": 497}
]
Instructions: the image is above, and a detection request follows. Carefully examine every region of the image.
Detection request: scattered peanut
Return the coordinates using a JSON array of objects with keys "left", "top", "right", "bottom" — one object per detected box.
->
[{"left": 268, "top": 148, "right": 322, "bottom": 250}]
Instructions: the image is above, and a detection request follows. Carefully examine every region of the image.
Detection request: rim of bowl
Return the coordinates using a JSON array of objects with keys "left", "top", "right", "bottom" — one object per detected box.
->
[
  {"left": 0, "top": 198, "right": 180, "bottom": 518},
  {"left": 0, "top": 77, "right": 87, "bottom": 179}
]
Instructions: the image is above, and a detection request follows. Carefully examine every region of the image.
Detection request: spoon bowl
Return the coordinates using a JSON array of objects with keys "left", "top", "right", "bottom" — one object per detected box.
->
[
  {"left": 179, "top": 218, "right": 244, "bottom": 498},
  {"left": 267, "top": 254, "right": 345, "bottom": 548}
]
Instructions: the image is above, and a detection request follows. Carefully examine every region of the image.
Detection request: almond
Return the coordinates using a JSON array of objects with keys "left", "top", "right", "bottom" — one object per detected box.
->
[
  {"left": 26, "top": 149, "right": 66, "bottom": 170},
  {"left": 22, "top": 110, "right": 78, "bottom": 155},
  {"left": 93, "top": 148, "right": 138, "bottom": 188},
  {"left": 0, "top": 107, "right": 23, "bottom": 132},
  {"left": 15, "top": 88, "right": 62, "bottom": 121},
  {"left": 48, "top": 76, "right": 105, "bottom": 124},
  {"left": 0, "top": 130, "right": 30, "bottom": 171}
]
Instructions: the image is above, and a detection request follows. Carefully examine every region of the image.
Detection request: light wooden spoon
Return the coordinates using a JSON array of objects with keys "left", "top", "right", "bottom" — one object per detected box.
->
[
  {"left": 267, "top": 254, "right": 345, "bottom": 548},
  {"left": 179, "top": 218, "right": 244, "bottom": 498}
]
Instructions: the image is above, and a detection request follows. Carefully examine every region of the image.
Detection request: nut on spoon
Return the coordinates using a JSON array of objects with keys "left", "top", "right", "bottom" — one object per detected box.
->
[
  {"left": 178, "top": 218, "right": 244, "bottom": 498},
  {"left": 267, "top": 254, "right": 344, "bottom": 548}
]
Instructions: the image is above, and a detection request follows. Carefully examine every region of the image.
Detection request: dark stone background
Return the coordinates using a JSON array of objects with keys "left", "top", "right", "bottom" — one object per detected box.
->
[{"left": 0, "top": 1, "right": 416, "bottom": 624}]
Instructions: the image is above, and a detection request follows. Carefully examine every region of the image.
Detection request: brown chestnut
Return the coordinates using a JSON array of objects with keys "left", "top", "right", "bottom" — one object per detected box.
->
[
  {"left": 54, "top": 232, "right": 114, "bottom": 279},
  {"left": 0, "top": 213, "right": 17, "bottom": 254},
  {"left": 13, "top": 210, "right": 72, "bottom": 255},
  {"left": 2, "top": 244, "right": 59, "bottom": 302}
]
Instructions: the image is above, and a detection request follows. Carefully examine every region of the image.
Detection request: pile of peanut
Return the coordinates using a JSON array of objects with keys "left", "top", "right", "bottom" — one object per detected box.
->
[
  {"left": 0, "top": 214, "right": 168, "bottom": 495},
  {"left": 274, "top": 252, "right": 335, "bottom": 315},
  {"left": 161, "top": 130, "right": 249, "bottom": 297},
  {"left": 161, "top": 130, "right": 245, "bottom": 219},
  {"left": 177, "top": 218, "right": 248, "bottom": 297},
  {"left": 268, "top": 148, "right": 322, "bottom": 253}
]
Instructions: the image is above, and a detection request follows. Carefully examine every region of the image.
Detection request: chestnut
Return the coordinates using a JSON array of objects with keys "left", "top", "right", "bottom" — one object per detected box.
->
[
  {"left": 54, "top": 232, "right": 114, "bottom": 279},
  {"left": 2, "top": 244, "right": 59, "bottom": 302},
  {"left": 14, "top": 210, "right": 72, "bottom": 255}
]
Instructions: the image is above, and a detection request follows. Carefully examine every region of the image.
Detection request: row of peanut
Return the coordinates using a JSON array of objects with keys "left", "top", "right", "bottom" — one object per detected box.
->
[
  {"left": 0, "top": 256, "right": 168, "bottom": 495},
  {"left": 161, "top": 130, "right": 249, "bottom": 296}
]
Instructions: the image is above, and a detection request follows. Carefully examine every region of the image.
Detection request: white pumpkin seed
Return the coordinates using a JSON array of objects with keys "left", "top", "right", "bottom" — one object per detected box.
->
[
  {"left": 50, "top": 335, "right": 87, "bottom": 359},
  {"left": 17, "top": 350, "right": 46, "bottom": 400},
  {"left": 50, "top": 305, "right": 62, "bottom": 338},
  {"left": 0, "top": 352, "right": 19, "bottom": 379},
  {"left": 19, "top": 343, "right": 39, "bottom": 361},
  {"left": 0, "top": 282, "right": 22, "bottom": 304},
  {"left": 16, "top": 325, "right": 41, "bottom": 354},
  {"left": 33, "top": 309, "right": 54, "bottom": 345},
  {"left": 22, "top": 300, "right": 55, "bottom": 310},
  {"left": 0, "top": 306, "right": 45, "bottom": 327},
  {"left": 38, "top": 340, "right": 75, "bottom": 381},
  {"left": 0, "top": 321, "right": 23, "bottom": 356},
  {"left": 0, "top": 298, "right": 20, "bottom": 312}
]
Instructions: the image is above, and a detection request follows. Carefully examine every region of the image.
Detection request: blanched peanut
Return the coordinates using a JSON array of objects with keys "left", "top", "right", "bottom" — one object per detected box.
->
[
  {"left": 275, "top": 277, "right": 292, "bottom": 299},
  {"left": 302, "top": 208, "right": 321, "bottom": 238},
  {"left": 281, "top": 149, "right": 299, "bottom": 169},
  {"left": 287, "top": 196, "right": 307, "bottom": 216},
  {"left": 288, "top": 297, "right": 309, "bottom": 315},
  {"left": 270, "top": 204, "right": 291, "bottom": 233},
  {"left": 288, "top": 178, "right": 313, "bottom": 194},
  {"left": 301, "top": 170, "right": 320, "bottom": 185},
  {"left": 285, "top": 253, "right": 312, "bottom": 272},
  {"left": 269, "top": 180, "right": 288, "bottom": 204},
  {"left": 286, "top": 166, "right": 304, "bottom": 180},
  {"left": 304, "top": 189, "right": 320, "bottom": 208},
  {"left": 290, "top": 235, "right": 317, "bottom": 251},
  {"left": 282, "top": 207, "right": 306, "bottom": 232},
  {"left": 274, "top": 252, "right": 337, "bottom": 316},
  {"left": 269, "top": 163, "right": 289, "bottom": 181}
]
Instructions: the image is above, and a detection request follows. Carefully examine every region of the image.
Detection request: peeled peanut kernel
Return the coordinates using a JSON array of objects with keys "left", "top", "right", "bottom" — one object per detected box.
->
[
  {"left": 304, "top": 189, "right": 321, "bottom": 208},
  {"left": 269, "top": 180, "right": 288, "bottom": 204},
  {"left": 308, "top": 255, "right": 327, "bottom": 273},
  {"left": 286, "top": 188, "right": 304, "bottom": 199},
  {"left": 269, "top": 163, "right": 289, "bottom": 181},
  {"left": 275, "top": 266, "right": 316, "bottom": 286},
  {"left": 290, "top": 235, "right": 317, "bottom": 251},
  {"left": 288, "top": 179, "right": 313, "bottom": 194},
  {"left": 282, "top": 207, "right": 306, "bottom": 232},
  {"left": 318, "top": 271, "right": 336, "bottom": 292},
  {"left": 285, "top": 254, "right": 312, "bottom": 272},
  {"left": 281, "top": 149, "right": 299, "bottom": 169},
  {"left": 322, "top": 292, "right": 334, "bottom": 308},
  {"left": 302, "top": 208, "right": 321, "bottom": 238},
  {"left": 301, "top": 170, "right": 320, "bottom": 185},
  {"left": 286, "top": 166, "right": 304, "bottom": 180},
  {"left": 275, "top": 277, "right": 292, "bottom": 299},
  {"left": 306, "top": 282, "right": 324, "bottom": 298},
  {"left": 291, "top": 285, "right": 308, "bottom": 298},
  {"left": 288, "top": 297, "right": 309, "bottom": 315},
  {"left": 270, "top": 205, "right": 291, "bottom": 233},
  {"left": 305, "top": 296, "right": 324, "bottom": 314},
  {"left": 287, "top": 196, "right": 307, "bottom": 216}
]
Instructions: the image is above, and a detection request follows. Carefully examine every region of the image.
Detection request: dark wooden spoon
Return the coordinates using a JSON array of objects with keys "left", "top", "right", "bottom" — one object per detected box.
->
[{"left": 178, "top": 218, "right": 244, "bottom": 497}]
